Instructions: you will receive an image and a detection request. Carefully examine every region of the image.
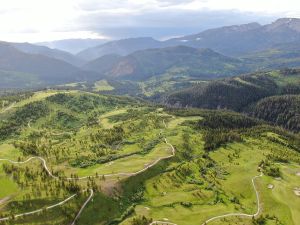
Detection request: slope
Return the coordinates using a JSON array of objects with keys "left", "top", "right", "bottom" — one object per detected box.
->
[{"left": 247, "top": 95, "right": 300, "bottom": 132}]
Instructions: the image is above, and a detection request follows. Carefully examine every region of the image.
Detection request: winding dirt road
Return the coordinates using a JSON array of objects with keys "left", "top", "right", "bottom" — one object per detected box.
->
[
  {"left": 0, "top": 102, "right": 16, "bottom": 114},
  {"left": 149, "top": 172, "right": 263, "bottom": 225},
  {"left": 201, "top": 172, "right": 263, "bottom": 225},
  {"left": 150, "top": 221, "right": 177, "bottom": 225},
  {"left": 71, "top": 189, "right": 94, "bottom": 225},
  {"left": 0, "top": 194, "right": 76, "bottom": 222},
  {"left": 0, "top": 138, "right": 175, "bottom": 181},
  {"left": 0, "top": 119, "right": 176, "bottom": 224}
]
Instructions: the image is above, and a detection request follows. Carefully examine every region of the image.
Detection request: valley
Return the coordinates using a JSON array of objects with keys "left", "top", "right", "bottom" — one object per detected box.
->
[
  {"left": 0, "top": 91, "right": 299, "bottom": 225},
  {"left": 0, "top": 13, "right": 300, "bottom": 225}
]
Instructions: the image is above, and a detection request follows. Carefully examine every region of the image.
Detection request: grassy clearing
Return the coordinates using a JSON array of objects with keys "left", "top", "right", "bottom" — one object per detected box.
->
[
  {"left": 99, "top": 108, "right": 127, "bottom": 129},
  {"left": 166, "top": 116, "right": 202, "bottom": 129},
  {"left": 0, "top": 168, "right": 18, "bottom": 199},
  {"left": 15, "top": 90, "right": 73, "bottom": 107},
  {"left": 258, "top": 164, "right": 300, "bottom": 225},
  {"left": 0, "top": 143, "right": 23, "bottom": 160},
  {"left": 72, "top": 142, "right": 171, "bottom": 177},
  {"left": 94, "top": 79, "right": 115, "bottom": 92}
]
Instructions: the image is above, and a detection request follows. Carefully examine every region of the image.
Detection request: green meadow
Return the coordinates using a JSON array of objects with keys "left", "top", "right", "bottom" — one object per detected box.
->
[{"left": 0, "top": 90, "right": 299, "bottom": 225}]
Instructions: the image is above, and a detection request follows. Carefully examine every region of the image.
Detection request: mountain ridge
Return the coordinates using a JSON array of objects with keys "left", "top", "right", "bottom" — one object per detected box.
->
[
  {"left": 0, "top": 42, "right": 101, "bottom": 87},
  {"left": 9, "top": 42, "right": 84, "bottom": 66},
  {"left": 76, "top": 18, "right": 300, "bottom": 61},
  {"left": 77, "top": 37, "right": 163, "bottom": 61},
  {"left": 83, "top": 45, "right": 247, "bottom": 80}
]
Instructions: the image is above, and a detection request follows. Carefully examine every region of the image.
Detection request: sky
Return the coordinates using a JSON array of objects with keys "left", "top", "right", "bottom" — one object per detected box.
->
[{"left": 0, "top": 0, "right": 299, "bottom": 43}]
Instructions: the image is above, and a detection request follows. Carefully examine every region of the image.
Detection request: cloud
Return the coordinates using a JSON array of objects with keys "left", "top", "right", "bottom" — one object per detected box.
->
[
  {"left": 155, "top": 0, "right": 197, "bottom": 7},
  {"left": 75, "top": 7, "right": 276, "bottom": 39},
  {"left": 0, "top": 0, "right": 298, "bottom": 42},
  {"left": 71, "top": 0, "right": 294, "bottom": 39}
]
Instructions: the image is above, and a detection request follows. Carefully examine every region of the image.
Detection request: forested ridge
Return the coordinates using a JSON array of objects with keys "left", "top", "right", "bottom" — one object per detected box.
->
[
  {"left": 247, "top": 95, "right": 300, "bottom": 132},
  {"left": 167, "top": 74, "right": 278, "bottom": 111},
  {"left": 166, "top": 69, "right": 300, "bottom": 132}
]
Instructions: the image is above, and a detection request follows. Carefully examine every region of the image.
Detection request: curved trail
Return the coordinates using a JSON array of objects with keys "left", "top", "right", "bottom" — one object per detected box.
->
[
  {"left": 0, "top": 119, "right": 177, "bottom": 224},
  {"left": 148, "top": 120, "right": 178, "bottom": 225},
  {"left": 0, "top": 194, "right": 76, "bottom": 222},
  {"left": 71, "top": 189, "right": 94, "bottom": 225},
  {"left": 0, "top": 102, "right": 16, "bottom": 114},
  {"left": 0, "top": 138, "right": 175, "bottom": 180},
  {"left": 0, "top": 119, "right": 175, "bottom": 181},
  {"left": 150, "top": 221, "right": 177, "bottom": 225},
  {"left": 201, "top": 172, "right": 263, "bottom": 225},
  {"left": 151, "top": 120, "right": 263, "bottom": 225},
  {"left": 149, "top": 172, "right": 263, "bottom": 225},
  {"left": 0, "top": 157, "right": 58, "bottom": 179}
]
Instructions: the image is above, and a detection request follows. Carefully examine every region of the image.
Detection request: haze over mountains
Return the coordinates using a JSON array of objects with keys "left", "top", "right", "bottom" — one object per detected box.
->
[
  {"left": 38, "top": 39, "right": 108, "bottom": 54},
  {"left": 0, "top": 42, "right": 99, "bottom": 88},
  {"left": 1, "top": 18, "right": 300, "bottom": 89},
  {"left": 10, "top": 42, "right": 84, "bottom": 66},
  {"left": 77, "top": 37, "right": 163, "bottom": 61}
]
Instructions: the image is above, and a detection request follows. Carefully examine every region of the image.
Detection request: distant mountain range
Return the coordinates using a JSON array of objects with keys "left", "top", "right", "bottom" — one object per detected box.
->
[
  {"left": 76, "top": 18, "right": 300, "bottom": 61},
  {"left": 1, "top": 18, "right": 300, "bottom": 89},
  {"left": 167, "top": 18, "right": 300, "bottom": 57}
]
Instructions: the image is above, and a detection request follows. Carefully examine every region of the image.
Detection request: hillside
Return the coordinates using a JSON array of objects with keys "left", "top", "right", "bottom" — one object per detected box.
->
[
  {"left": 84, "top": 46, "right": 247, "bottom": 81},
  {"left": 247, "top": 95, "right": 300, "bottom": 132},
  {"left": 0, "top": 90, "right": 299, "bottom": 225},
  {"left": 243, "top": 41, "right": 300, "bottom": 70},
  {"left": 82, "top": 54, "right": 121, "bottom": 74}
]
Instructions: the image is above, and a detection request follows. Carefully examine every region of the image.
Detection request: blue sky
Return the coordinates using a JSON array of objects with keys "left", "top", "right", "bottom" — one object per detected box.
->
[{"left": 0, "top": 0, "right": 299, "bottom": 42}]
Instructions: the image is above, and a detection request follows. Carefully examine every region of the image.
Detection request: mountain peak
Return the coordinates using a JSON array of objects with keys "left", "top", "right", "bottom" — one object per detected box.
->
[
  {"left": 224, "top": 22, "right": 261, "bottom": 31},
  {"left": 203, "top": 22, "right": 262, "bottom": 34},
  {"left": 273, "top": 18, "right": 300, "bottom": 24},
  {"left": 268, "top": 18, "right": 300, "bottom": 32}
]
